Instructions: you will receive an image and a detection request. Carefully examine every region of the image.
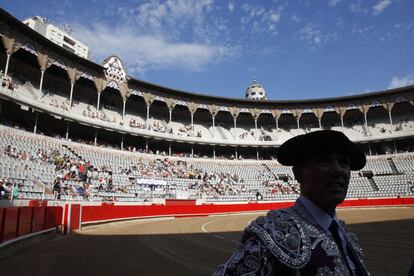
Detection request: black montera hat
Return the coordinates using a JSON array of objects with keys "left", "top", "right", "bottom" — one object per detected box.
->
[{"left": 277, "top": 130, "right": 366, "bottom": 170}]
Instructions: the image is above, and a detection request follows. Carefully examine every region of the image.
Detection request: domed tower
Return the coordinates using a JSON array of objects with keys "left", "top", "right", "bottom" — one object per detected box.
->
[{"left": 245, "top": 79, "right": 267, "bottom": 100}]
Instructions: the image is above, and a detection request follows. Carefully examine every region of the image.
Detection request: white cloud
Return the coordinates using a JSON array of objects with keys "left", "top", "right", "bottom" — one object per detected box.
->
[
  {"left": 296, "top": 24, "right": 324, "bottom": 47},
  {"left": 73, "top": 23, "right": 238, "bottom": 74},
  {"left": 349, "top": 1, "right": 367, "bottom": 15},
  {"left": 328, "top": 0, "right": 342, "bottom": 7},
  {"left": 388, "top": 75, "right": 414, "bottom": 89},
  {"left": 116, "top": 0, "right": 214, "bottom": 40},
  {"left": 67, "top": 0, "right": 244, "bottom": 76},
  {"left": 336, "top": 17, "right": 345, "bottom": 28},
  {"left": 373, "top": 0, "right": 392, "bottom": 15},
  {"left": 240, "top": 4, "right": 281, "bottom": 35},
  {"left": 291, "top": 14, "right": 300, "bottom": 22},
  {"left": 228, "top": 1, "right": 235, "bottom": 12},
  {"left": 269, "top": 11, "right": 281, "bottom": 23}
]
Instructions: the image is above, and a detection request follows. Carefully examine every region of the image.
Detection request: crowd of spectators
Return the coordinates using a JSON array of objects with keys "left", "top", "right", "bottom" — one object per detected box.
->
[
  {"left": 1, "top": 71, "right": 18, "bottom": 91},
  {"left": 175, "top": 125, "right": 202, "bottom": 138},
  {"left": 2, "top": 119, "right": 413, "bottom": 202},
  {"left": 149, "top": 121, "right": 166, "bottom": 132},
  {"left": 263, "top": 180, "right": 298, "bottom": 195},
  {"left": 133, "top": 158, "right": 202, "bottom": 179},
  {"left": 239, "top": 131, "right": 249, "bottom": 139},
  {"left": 49, "top": 98, "right": 70, "bottom": 111},
  {"left": 83, "top": 105, "right": 99, "bottom": 119},
  {"left": 195, "top": 172, "right": 246, "bottom": 198},
  {"left": 129, "top": 118, "right": 145, "bottom": 129},
  {"left": 0, "top": 178, "right": 20, "bottom": 199},
  {"left": 395, "top": 118, "right": 411, "bottom": 132},
  {"left": 258, "top": 129, "right": 274, "bottom": 141},
  {"left": 83, "top": 106, "right": 117, "bottom": 124}
]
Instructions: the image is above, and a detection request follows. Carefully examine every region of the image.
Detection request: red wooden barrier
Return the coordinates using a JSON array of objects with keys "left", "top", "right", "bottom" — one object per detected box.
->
[
  {"left": 70, "top": 204, "right": 81, "bottom": 231},
  {"left": 165, "top": 199, "right": 196, "bottom": 206},
  {"left": 2, "top": 208, "right": 19, "bottom": 242},
  {"left": 0, "top": 208, "right": 5, "bottom": 243},
  {"left": 32, "top": 207, "right": 46, "bottom": 232},
  {"left": 81, "top": 202, "right": 296, "bottom": 223},
  {"left": 81, "top": 197, "right": 414, "bottom": 224},
  {"left": 338, "top": 197, "right": 414, "bottom": 207},
  {"left": 45, "top": 206, "right": 63, "bottom": 229},
  {"left": 0, "top": 197, "right": 412, "bottom": 242},
  {"left": 17, "top": 207, "right": 33, "bottom": 236},
  {"left": 28, "top": 200, "right": 48, "bottom": 207},
  {"left": 0, "top": 206, "right": 63, "bottom": 245}
]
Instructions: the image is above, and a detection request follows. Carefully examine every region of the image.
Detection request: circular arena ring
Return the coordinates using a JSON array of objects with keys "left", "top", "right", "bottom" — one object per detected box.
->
[{"left": 0, "top": 207, "right": 413, "bottom": 276}]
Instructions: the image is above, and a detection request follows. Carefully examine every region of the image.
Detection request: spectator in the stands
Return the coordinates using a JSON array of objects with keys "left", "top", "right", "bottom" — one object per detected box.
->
[
  {"left": 0, "top": 180, "right": 7, "bottom": 199},
  {"left": 53, "top": 177, "right": 62, "bottom": 199},
  {"left": 12, "top": 183, "right": 20, "bottom": 199}
]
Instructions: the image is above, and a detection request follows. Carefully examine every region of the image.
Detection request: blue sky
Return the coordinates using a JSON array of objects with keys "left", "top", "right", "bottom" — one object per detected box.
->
[{"left": 2, "top": 0, "right": 414, "bottom": 100}]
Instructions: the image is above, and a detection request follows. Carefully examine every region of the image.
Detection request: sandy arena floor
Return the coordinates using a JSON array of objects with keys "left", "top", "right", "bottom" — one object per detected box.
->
[{"left": 1, "top": 206, "right": 413, "bottom": 276}]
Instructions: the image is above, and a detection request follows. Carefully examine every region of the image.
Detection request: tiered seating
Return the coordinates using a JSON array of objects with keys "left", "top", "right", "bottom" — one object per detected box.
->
[
  {"left": 270, "top": 129, "right": 295, "bottom": 143},
  {"left": 363, "top": 157, "right": 394, "bottom": 174},
  {"left": 193, "top": 124, "right": 213, "bottom": 139},
  {"left": 0, "top": 124, "right": 413, "bottom": 203},
  {"left": 373, "top": 174, "right": 414, "bottom": 197},
  {"left": 210, "top": 126, "right": 232, "bottom": 140},
  {"left": 4, "top": 81, "right": 414, "bottom": 145},
  {"left": 347, "top": 177, "right": 376, "bottom": 198},
  {"left": 393, "top": 154, "right": 414, "bottom": 173},
  {"left": 331, "top": 126, "right": 368, "bottom": 139}
]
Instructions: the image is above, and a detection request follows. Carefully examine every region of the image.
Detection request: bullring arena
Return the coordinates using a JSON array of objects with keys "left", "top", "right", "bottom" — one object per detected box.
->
[{"left": 0, "top": 7, "right": 413, "bottom": 276}]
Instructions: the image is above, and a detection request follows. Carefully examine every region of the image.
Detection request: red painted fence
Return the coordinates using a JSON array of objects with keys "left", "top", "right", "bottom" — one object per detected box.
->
[
  {"left": 1, "top": 197, "right": 413, "bottom": 245},
  {"left": 0, "top": 206, "right": 62, "bottom": 244},
  {"left": 80, "top": 197, "right": 414, "bottom": 224}
]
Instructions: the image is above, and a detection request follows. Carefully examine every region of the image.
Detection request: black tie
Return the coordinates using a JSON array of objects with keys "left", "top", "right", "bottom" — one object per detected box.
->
[{"left": 329, "top": 220, "right": 354, "bottom": 274}]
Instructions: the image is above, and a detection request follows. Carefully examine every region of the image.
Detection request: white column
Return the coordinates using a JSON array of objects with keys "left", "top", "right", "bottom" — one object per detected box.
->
[
  {"left": 256, "top": 148, "right": 259, "bottom": 160},
  {"left": 169, "top": 110, "right": 172, "bottom": 123},
  {"left": 340, "top": 115, "right": 344, "bottom": 129},
  {"left": 235, "top": 148, "right": 238, "bottom": 159},
  {"left": 213, "top": 146, "right": 216, "bottom": 159},
  {"left": 255, "top": 118, "right": 258, "bottom": 130},
  {"left": 65, "top": 122, "right": 69, "bottom": 140},
  {"left": 364, "top": 112, "right": 368, "bottom": 128},
  {"left": 122, "top": 100, "right": 126, "bottom": 121},
  {"left": 388, "top": 111, "right": 393, "bottom": 132},
  {"left": 318, "top": 118, "right": 322, "bottom": 129},
  {"left": 212, "top": 115, "right": 215, "bottom": 128},
  {"left": 146, "top": 105, "right": 150, "bottom": 129},
  {"left": 69, "top": 82, "right": 74, "bottom": 107},
  {"left": 363, "top": 112, "right": 370, "bottom": 135},
  {"left": 33, "top": 112, "right": 38, "bottom": 133},
  {"left": 169, "top": 143, "right": 171, "bottom": 156},
  {"left": 191, "top": 146, "right": 194, "bottom": 158},
  {"left": 275, "top": 118, "right": 279, "bottom": 131},
  {"left": 94, "top": 129, "right": 97, "bottom": 145},
  {"left": 296, "top": 118, "right": 300, "bottom": 130},
  {"left": 96, "top": 92, "right": 101, "bottom": 111},
  {"left": 120, "top": 135, "right": 124, "bottom": 150},
  {"left": 233, "top": 117, "right": 237, "bottom": 140},
  {"left": 39, "top": 70, "right": 45, "bottom": 94},
  {"left": 4, "top": 54, "right": 11, "bottom": 76},
  {"left": 191, "top": 113, "right": 194, "bottom": 130}
]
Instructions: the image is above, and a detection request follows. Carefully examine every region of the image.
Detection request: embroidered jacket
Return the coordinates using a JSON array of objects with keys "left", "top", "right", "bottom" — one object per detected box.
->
[{"left": 214, "top": 202, "right": 370, "bottom": 276}]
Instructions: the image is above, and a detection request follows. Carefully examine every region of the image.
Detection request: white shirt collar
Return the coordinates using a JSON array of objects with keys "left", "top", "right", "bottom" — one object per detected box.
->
[{"left": 298, "top": 195, "right": 337, "bottom": 232}]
